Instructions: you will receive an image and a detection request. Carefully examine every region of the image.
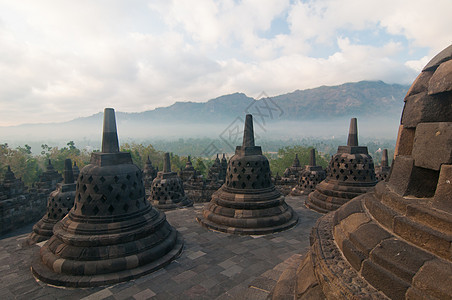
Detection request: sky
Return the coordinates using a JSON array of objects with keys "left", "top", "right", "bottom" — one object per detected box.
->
[{"left": 0, "top": 0, "right": 451, "bottom": 126}]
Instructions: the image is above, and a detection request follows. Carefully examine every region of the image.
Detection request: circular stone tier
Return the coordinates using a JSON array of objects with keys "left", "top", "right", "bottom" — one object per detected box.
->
[
  {"left": 307, "top": 149, "right": 377, "bottom": 213},
  {"left": 197, "top": 114, "right": 298, "bottom": 235}
]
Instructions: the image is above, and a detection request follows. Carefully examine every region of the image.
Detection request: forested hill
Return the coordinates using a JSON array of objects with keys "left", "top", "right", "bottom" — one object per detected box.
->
[{"left": 67, "top": 80, "right": 408, "bottom": 124}]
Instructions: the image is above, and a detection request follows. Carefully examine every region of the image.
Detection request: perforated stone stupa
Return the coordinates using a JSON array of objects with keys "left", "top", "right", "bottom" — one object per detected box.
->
[
  {"left": 31, "top": 108, "right": 183, "bottom": 287},
  {"left": 72, "top": 161, "right": 80, "bottom": 181},
  {"left": 306, "top": 118, "right": 377, "bottom": 213},
  {"left": 143, "top": 156, "right": 157, "bottom": 195},
  {"left": 271, "top": 44, "right": 452, "bottom": 300},
  {"left": 197, "top": 114, "right": 298, "bottom": 235},
  {"left": 148, "top": 153, "right": 193, "bottom": 210},
  {"left": 276, "top": 154, "right": 305, "bottom": 195},
  {"left": 28, "top": 159, "right": 76, "bottom": 244},
  {"left": 375, "top": 149, "right": 391, "bottom": 181},
  {"left": 290, "top": 149, "right": 326, "bottom": 196},
  {"left": 35, "top": 160, "right": 63, "bottom": 194}
]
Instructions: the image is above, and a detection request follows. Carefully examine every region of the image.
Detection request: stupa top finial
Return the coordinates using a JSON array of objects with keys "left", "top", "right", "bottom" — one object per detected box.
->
[{"left": 101, "top": 108, "right": 120, "bottom": 153}]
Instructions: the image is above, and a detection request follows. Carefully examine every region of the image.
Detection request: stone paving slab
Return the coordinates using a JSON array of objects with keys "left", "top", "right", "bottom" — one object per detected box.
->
[{"left": 0, "top": 196, "right": 320, "bottom": 299}]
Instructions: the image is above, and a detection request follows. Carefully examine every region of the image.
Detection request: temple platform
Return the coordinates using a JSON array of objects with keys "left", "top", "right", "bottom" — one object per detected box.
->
[{"left": 0, "top": 196, "right": 320, "bottom": 300}]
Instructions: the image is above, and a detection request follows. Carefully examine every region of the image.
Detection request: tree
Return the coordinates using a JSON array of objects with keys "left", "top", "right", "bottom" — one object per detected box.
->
[{"left": 268, "top": 146, "right": 329, "bottom": 176}]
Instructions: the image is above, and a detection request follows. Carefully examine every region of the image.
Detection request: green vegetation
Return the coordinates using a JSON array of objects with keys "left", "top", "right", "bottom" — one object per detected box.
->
[
  {"left": 0, "top": 140, "right": 394, "bottom": 188},
  {"left": 266, "top": 146, "right": 329, "bottom": 176}
]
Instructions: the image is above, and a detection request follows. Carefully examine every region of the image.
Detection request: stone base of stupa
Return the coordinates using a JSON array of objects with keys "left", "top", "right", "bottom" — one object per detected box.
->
[
  {"left": 271, "top": 182, "right": 452, "bottom": 299},
  {"left": 306, "top": 180, "right": 375, "bottom": 213},
  {"left": 197, "top": 186, "right": 298, "bottom": 235},
  {"left": 31, "top": 207, "right": 183, "bottom": 287},
  {"left": 28, "top": 218, "right": 56, "bottom": 244}
]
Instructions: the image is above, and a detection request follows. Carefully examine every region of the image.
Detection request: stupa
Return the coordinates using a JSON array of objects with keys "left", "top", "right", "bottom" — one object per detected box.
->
[
  {"left": 28, "top": 159, "right": 76, "bottom": 243},
  {"left": 207, "top": 154, "right": 225, "bottom": 183},
  {"left": 31, "top": 108, "right": 183, "bottom": 287},
  {"left": 148, "top": 153, "right": 193, "bottom": 210},
  {"left": 179, "top": 156, "right": 207, "bottom": 203},
  {"left": 306, "top": 118, "right": 377, "bottom": 213},
  {"left": 0, "top": 166, "right": 26, "bottom": 199},
  {"left": 197, "top": 114, "right": 298, "bottom": 235},
  {"left": 277, "top": 154, "right": 304, "bottom": 195},
  {"left": 290, "top": 149, "right": 326, "bottom": 196},
  {"left": 35, "top": 160, "right": 63, "bottom": 194},
  {"left": 375, "top": 149, "right": 391, "bottom": 181},
  {"left": 271, "top": 44, "right": 452, "bottom": 300},
  {"left": 220, "top": 153, "right": 228, "bottom": 181},
  {"left": 72, "top": 161, "right": 80, "bottom": 181},
  {"left": 142, "top": 156, "right": 157, "bottom": 195}
]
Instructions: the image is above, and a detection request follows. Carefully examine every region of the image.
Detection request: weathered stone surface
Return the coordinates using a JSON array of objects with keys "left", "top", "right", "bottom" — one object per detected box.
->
[
  {"left": 423, "top": 43, "right": 452, "bottom": 71},
  {"left": 411, "top": 259, "right": 452, "bottom": 299},
  {"left": 31, "top": 108, "right": 183, "bottom": 287},
  {"left": 197, "top": 114, "right": 298, "bottom": 235},
  {"left": 405, "top": 70, "right": 434, "bottom": 98},
  {"left": 394, "top": 125, "right": 415, "bottom": 156},
  {"left": 412, "top": 122, "right": 452, "bottom": 170},
  {"left": 428, "top": 59, "right": 452, "bottom": 95},
  {"left": 270, "top": 44, "right": 452, "bottom": 300},
  {"left": 433, "top": 164, "right": 452, "bottom": 213},
  {"left": 401, "top": 92, "right": 452, "bottom": 128}
]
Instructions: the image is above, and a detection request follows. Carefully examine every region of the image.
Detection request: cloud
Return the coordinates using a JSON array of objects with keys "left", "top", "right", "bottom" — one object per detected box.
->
[{"left": 0, "top": 0, "right": 451, "bottom": 126}]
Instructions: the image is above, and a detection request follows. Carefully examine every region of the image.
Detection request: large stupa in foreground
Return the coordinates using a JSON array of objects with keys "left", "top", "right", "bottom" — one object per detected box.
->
[{"left": 32, "top": 108, "right": 183, "bottom": 287}]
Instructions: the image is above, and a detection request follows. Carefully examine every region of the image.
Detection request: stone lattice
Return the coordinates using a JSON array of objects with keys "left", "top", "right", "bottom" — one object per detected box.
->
[
  {"left": 148, "top": 153, "right": 193, "bottom": 210},
  {"left": 291, "top": 149, "right": 326, "bottom": 196},
  {"left": 306, "top": 118, "right": 378, "bottom": 213},
  {"left": 197, "top": 114, "right": 298, "bottom": 235},
  {"left": 28, "top": 159, "right": 76, "bottom": 244},
  {"left": 31, "top": 108, "right": 183, "bottom": 287},
  {"left": 271, "top": 43, "right": 452, "bottom": 300}
]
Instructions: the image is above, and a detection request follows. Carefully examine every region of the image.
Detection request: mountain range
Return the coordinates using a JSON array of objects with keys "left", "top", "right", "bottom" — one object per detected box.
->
[{"left": 0, "top": 80, "right": 409, "bottom": 143}]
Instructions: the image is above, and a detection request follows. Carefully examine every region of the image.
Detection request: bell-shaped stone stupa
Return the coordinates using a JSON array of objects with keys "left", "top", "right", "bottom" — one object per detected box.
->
[
  {"left": 306, "top": 118, "right": 377, "bottom": 213},
  {"left": 143, "top": 156, "right": 157, "bottom": 195},
  {"left": 375, "top": 149, "right": 391, "bottom": 181},
  {"left": 197, "top": 114, "right": 298, "bottom": 235},
  {"left": 28, "top": 159, "right": 76, "bottom": 243},
  {"left": 290, "top": 149, "right": 326, "bottom": 196},
  {"left": 148, "top": 153, "right": 193, "bottom": 210},
  {"left": 72, "top": 161, "right": 80, "bottom": 182},
  {"left": 271, "top": 43, "right": 452, "bottom": 300},
  {"left": 31, "top": 108, "right": 183, "bottom": 287}
]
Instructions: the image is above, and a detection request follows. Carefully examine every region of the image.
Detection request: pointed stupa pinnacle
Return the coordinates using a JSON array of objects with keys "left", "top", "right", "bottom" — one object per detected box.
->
[
  {"left": 293, "top": 154, "right": 300, "bottom": 167},
  {"left": 7, "top": 165, "right": 11, "bottom": 172},
  {"left": 188, "top": 155, "right": 191, "bottom": 163},
  {"left": 242, "top": 114, "right": 255, "bottom": 147},
  {"left": 381, "top": 149, "right": 388, "bottom": 167},
  {"left": 101, "top": 108, "right": 120, "bottom": 153},
  {"left": 347, "top": 118, "right": 359, "bottom": 147},
  {"left": 163, "top": 152, "right": 171, "bottom": 172},
  {"left": 63, "top": 159, "right": 74, "bottom": 184},
  {"left": 146, "top": 155, "right": 151, "bottom": 164},
  {"left": 310, "top": 148, "right": 316, "bottom": 166}
]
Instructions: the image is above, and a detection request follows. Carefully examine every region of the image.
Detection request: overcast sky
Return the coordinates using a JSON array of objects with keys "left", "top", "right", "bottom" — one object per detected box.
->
[{"left": 0, "top": 0, "right": 451, "bottom": 126}]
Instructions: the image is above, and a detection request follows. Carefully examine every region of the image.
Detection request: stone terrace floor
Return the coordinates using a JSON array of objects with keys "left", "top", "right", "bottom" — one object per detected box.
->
[{"left": 0, "top": 196, "right": 321, "bottom": 300}]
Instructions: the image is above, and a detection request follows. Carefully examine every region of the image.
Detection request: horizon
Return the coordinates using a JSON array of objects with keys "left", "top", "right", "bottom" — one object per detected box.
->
[{"left": 1, "top": 1, "right": 451, "bottom": 126}]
